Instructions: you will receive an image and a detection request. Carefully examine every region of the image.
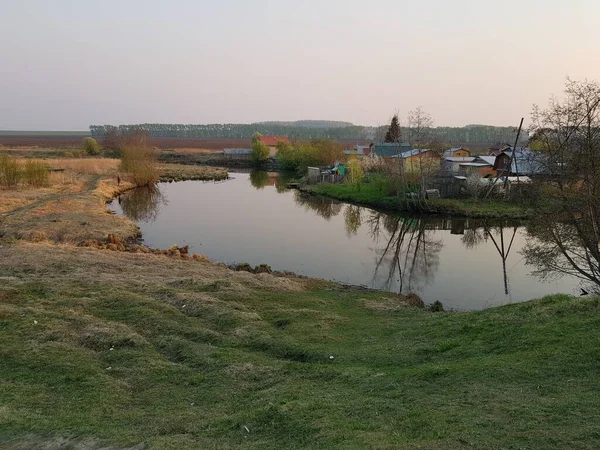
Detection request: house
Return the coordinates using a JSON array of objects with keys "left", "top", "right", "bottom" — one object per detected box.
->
[
  {"left": 373, "top": 142, "right": 413, "bottom": 158},
  {"left": 442, "top": 156, "right": 475, "bottom": 174},
  {"left": 443, "top": 147, "right": 471, "bottom": 158},
  {"left": 489, "top": 142, "right": 511, "bottom": 157},
  {"left": 388, "top": 149, "right": 440, "bottom": 173},
  {"left": 344, "top": 144, "right": 373, "bottom": 156},
  {"left": 493, "top": 148, "right": 546, "bottom": 176},
  {"left": 457, "top": 155, "right": 496, "bottom": 177},
  {"left": 259, "top": 135, "right": 290, "bottom": 157}
]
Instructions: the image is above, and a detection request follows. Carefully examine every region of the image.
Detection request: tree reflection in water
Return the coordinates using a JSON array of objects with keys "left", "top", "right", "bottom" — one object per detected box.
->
[
  {"left": 118, "top": 185, "right": 167, "bottom": 223},
  {"left": 365, "top": 210, "right": 442, "bottom": 294},
  {"left": 523, "top": 216, "right": 600, "bottom": 294},
  {"left": 461, "top": 220, "right": 519, "bottom": 295},
  {"left": 293, "top": 191, "right": 343, "bottom": 220}
]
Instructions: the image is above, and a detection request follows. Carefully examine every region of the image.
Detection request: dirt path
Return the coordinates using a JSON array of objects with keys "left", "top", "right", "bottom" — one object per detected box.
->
[{"left": 0, "top": 174, "right": 104, "bottom": 218}]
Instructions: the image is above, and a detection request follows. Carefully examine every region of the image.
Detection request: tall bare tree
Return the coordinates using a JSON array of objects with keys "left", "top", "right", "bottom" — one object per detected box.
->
[{"left": 524, "top": 78, "right": 600, "bottom": 291}]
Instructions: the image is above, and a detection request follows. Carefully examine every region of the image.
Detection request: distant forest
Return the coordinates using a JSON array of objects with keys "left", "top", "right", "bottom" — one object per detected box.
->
[{"left": 89, "top": 121, "right": 527, "bottom": 145}]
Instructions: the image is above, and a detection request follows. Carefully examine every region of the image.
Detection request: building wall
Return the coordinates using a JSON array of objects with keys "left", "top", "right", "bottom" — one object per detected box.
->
[
  {"left": 451, "top": 149, "right": 471, "bottom": 158},
  {"left": 404, "top": 153, "right": 440, "bottom": 173}
]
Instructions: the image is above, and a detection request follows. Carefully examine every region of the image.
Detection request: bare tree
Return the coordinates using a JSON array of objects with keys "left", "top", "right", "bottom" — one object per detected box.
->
[{"left": 524, "top": 78, "right": 600, "bottom": 291}]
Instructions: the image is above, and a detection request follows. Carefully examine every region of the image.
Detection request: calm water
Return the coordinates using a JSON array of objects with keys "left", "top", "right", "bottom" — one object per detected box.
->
[{"left": 109, "top": 171, "right": 580, "bottom": 310}]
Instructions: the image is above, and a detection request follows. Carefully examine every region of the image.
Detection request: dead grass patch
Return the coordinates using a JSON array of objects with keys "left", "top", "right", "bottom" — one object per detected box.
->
[
  {"left": 40, "top": 158, "right": 119, "bottom": 175},
  {"left": 362, "top": 295, "right": 417, "bottom": 311}
]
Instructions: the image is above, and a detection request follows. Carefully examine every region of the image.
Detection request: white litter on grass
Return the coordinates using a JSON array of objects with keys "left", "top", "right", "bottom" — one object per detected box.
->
[
  {"left": 109, "top": 347, "right": 114, "bottom": 351},
  {"left": 106, "top": 367, "right": 112, "bottom": 370},
  {"left": 182, "top": 304, "right": 187, "bottom": 308},
  {"left": 243, "top": 426, "right": 250, "bottom": 433},
  {"left": 33, "top": 320, "right": 38, "bottom": 325},
  {"left": 329, "top": 355, "right": 335, "bottom": 360}
]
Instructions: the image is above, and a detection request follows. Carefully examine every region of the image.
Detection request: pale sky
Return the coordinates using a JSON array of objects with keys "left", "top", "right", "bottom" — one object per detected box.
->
[{"left": 1, "top": 0, "right": 598, "bottom": 130}]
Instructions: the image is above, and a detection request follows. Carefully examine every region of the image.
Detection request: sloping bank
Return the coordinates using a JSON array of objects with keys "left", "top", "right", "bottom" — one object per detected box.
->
[
  {"left": 300, "top": 183, "right": 532, "bottom": 219},
  {"left": 1, "top": 242, "right": 598, "bottom": 449}
]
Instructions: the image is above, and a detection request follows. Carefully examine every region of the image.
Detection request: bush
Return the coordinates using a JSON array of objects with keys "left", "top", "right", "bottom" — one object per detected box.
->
[
  {"left": 120, "top": 146, "right": 159, "bottom": 186},
  {"left": 251, "top": 141, "right": 270, "bottom": 166},
  {"left": 64, "top": 151, "right": 75, "bottom": 158},
  {"left": 82, "top": 137, "right": 101, "bottom": 156},
  {"left": 23, "top": 160, "right": 50, "bottom": 187},
  {"left": 0, "top": 154, "right": 22, "bottom": 188},
  {"left": 346, "top": 158, "right": 364, "bottom": 189},
  {"left": 276, "top": 139, "right": 344, "bottom": 172}
]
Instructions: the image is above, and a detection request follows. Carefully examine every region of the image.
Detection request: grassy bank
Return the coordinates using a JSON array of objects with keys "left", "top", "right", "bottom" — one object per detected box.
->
[
  {"left": 305, "top": 183, "right": 531, "bottom": 219},
  {"left": 1, "top": 243, "right": 599, "bottom": 449}
]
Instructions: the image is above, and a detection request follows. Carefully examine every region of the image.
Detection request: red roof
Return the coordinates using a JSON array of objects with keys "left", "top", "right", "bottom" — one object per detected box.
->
[{"left": 259, "top": 135, "right": 289, "bottom": 146}]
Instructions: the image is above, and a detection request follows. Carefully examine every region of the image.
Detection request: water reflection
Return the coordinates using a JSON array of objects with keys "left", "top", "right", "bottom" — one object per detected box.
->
[
  {"left": 110, "top": 172, "right": 580, "bottom": 309},
  {"left": 367, "top": 211, "right": 442, "bottom": 294},
  {"left": 118, "top": 185, "right": 167, "bottom": 223},
  {"left": 523, "top": 216, "right": 600, "bottom": 294}
]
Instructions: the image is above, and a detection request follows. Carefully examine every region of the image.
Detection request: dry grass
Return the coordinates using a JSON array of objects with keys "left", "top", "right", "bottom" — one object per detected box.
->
[
  {"left": 160, "top": 163, "right": 228, "bottom": 181},
  {"left": 38, "top": 157, "right": 119, "bottom": 175}
]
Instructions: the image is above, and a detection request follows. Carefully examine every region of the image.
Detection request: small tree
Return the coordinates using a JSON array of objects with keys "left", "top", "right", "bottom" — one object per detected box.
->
[
  {"left": 251, "top": 141, "right": 270, "bottom": 166},
  {"left": 120, "top": 146, "right": 159, "bottom": 186},
  {"left": 346, "top": 158, "right": 364, "bottom": 190},
  {"left": 465, "top": 172, "right": 485, "bottom": 201},
  {"left": 82, "top": 137, "right": 101, "bottom": 156},
  {"left": 384, "top": 114, "right": 401, "bottom": 143}
]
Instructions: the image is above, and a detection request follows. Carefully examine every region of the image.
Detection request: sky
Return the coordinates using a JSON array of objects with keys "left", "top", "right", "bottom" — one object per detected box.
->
[{"left": 1, "top": 0, "right": 599, "bottom": 130}]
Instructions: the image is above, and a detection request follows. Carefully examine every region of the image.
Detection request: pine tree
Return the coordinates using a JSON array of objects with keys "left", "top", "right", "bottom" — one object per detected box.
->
[{"left": 384, "top": 115, "right": 401, "bottom": 143}]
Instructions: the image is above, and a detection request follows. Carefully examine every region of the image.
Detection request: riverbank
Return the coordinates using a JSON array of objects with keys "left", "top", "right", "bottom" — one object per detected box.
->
[
  {"left": 2, "top": 242, "right": 599, "bottom": 449},
  {"left": 302, "top": 183, "right": 532, "bottom": 219},
  {"left": 1, "top": 164, "right": 598, "bottom": 449}
]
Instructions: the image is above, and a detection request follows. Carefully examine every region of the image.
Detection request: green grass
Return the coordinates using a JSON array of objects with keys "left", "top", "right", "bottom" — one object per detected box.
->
[
  {"left": 1, "top": 252, "right": 600, "bottom": 449},
  {"left": 308, "top": 183, "right": 531, "bottom": 218}
]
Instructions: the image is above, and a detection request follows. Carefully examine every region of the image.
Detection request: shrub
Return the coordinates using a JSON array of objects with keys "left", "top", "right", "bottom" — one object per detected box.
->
[
  {"left": 64, "top": 151, "right": 74, "bottom": 158},
  {"left": 23, "top": 160, "right": 50, "bottom": 187},
  {"left": 346, "top": 158, "right": 364, "bottom": 189},
  {"left": 82, "top": 137, "right": 101, "bottom": 156},
  {"left": 119, "top": 146, "right": 159, "bottom": 186},
  {"left": 251, "top": 141, "right": 270, "bottom": 166},
  {"left": 276, "top": 139, "right": 344, "bottom": 172},
  {"left": 0, "top": 154, "right": 22, "bottom": 188}
]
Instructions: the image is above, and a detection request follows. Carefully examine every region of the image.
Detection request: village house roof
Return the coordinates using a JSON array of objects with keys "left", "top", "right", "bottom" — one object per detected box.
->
[
  {"left": 475, "top": 156, "right": 496, "bottom": 166},
  {"left": 259, "top": 136, "right": 290, "bottom": 146},
  {"left": 389, "top": 148, "right": 432, "bottom": 159},
  {"left": 373, "top": 142, "right": 412, "bottom": 157},
  {"left": 444, "top": 156, "right": 475, "bottom": 163}
]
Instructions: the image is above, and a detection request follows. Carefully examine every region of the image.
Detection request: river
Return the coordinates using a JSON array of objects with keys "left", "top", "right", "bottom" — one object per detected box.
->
[{"left": 108, "top": 171, "right": 581, "bottom": 310}]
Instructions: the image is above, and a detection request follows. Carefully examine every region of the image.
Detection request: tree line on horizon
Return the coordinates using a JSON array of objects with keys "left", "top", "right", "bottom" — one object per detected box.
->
[{"left": 89, "top": 123, "right": 527, "bottom": 145}]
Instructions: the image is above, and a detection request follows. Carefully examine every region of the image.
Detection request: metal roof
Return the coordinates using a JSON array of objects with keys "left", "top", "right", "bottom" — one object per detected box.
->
[
  {"left": 476, "top": 156, "right": 496, "bottom": 166},
  {"left": 445, "top": 157, "right": 475, "bottom": 162}
]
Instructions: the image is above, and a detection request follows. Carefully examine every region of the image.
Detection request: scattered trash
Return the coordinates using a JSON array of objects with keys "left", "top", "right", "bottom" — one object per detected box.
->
[
  {"left": 106, "top": 367, "right": 112, "bottom": 370},
  {"left": 243, "top": 426, "right": 250, "bottom": 433},
  {"left": 329, "top": 355, "right": 335, "bottom": 360},
  {"left": 33, "top": 320, "right": 38, "bottom": 325},
  {"left": 109, "top": 346, "right": 114, "bottom": 351},
  {"left": 182, "top": 304, "right": 187, "bottom": 308},
  {"left": 190, "top": 402, "right": 195, "bottom": 406}
]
